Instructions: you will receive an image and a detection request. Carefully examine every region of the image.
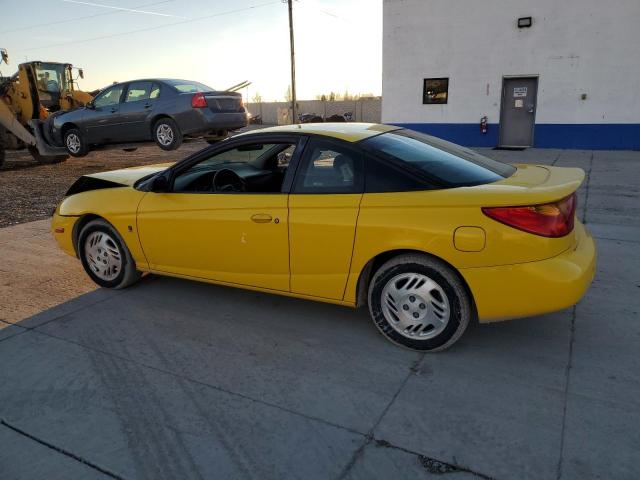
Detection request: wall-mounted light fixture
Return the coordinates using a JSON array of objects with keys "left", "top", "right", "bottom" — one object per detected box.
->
[{"left": 517, "top": 17, "right": 532, "bottom": 28}]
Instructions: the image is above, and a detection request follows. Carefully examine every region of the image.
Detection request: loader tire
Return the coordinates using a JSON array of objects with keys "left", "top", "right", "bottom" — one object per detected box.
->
[{"left": 28, "top": 146, "right": 68, "bottom": 165}]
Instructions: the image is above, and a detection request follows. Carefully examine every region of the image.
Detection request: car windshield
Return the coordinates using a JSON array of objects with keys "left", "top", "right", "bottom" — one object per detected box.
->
[
  {"left": 166, "top": 80, "right": 214, "bottom": 93},
  {"left": 361, "top": 129, "right": 515, "bottom": 188}
]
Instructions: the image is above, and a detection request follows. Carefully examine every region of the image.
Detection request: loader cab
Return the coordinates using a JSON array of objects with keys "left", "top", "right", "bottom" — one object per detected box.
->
[{"left": 13, "top": 61, "right": 91, "bottom": 121}]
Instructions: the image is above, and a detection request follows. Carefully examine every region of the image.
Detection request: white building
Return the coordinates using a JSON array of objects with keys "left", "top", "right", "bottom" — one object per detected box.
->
[{"left": 382, "top": 0, "right": 640, "bottom": 149}]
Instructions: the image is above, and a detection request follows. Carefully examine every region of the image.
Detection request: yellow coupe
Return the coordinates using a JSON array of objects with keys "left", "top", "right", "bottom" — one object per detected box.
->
[{"left": 52, "top": 123, "right": 596, "bottom": 351}]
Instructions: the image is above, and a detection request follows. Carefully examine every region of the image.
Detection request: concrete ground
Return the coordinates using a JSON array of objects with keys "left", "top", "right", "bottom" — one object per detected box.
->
[{"left": 0, "top": 148, "right": 639, "bottom": 480}]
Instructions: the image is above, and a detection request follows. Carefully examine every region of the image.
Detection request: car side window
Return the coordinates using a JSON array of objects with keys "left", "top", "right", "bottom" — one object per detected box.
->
[
  {"left": 93, "top": 85, "right": 124, "bottom": 108},
  {"left": 292, "top": 139, "right": 363, "bottom": 194},
  {"left": 172, "top": 141, "right": 298, "bottom": 194},
  {"left": 364, "top": 153, "right": 434, "bottom": 192},
  {"left": 149, "top": 83, "right": 161, "bottom": 99},
  {"left": 125, "top": 81, "right": 153, "bottom": 103}
]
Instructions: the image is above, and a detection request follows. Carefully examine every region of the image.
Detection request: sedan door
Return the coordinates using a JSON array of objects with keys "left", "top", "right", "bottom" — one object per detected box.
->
[
  {"left": 136, "top": 138, "right": 301, "bottom": 291},
  {"left": 118, "top": 81, "right": 160, "bottom": 141},
  {"left": 83, "top": 83, "right": 125, "bottom": 144},
  {"left": 288, "top": 137, "right": 364, "bottom": 300}
]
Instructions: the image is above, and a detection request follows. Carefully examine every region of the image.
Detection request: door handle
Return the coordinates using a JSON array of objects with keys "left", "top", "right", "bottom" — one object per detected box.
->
[
  {"left": 251, "top": 214, "right": 273, "bottom": 223},
  {"left": 143, "top": 103, "right": 152, "bottom": 109},
  {"left": 110, "top": 108, "right": 117, "bottom": 113}
]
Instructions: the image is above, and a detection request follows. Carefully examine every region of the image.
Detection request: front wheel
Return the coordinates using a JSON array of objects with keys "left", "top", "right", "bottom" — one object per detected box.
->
[
  {"left": 153, "top": 118, "right": 183, "bottom": 151},
  {"left": 63, "top": 128, "right": 88, "bottom": 157},
  {"left": 78, "top": 219, "right": 141, "bottom": 289},
  {"left": 368, "top": 254, "right": 472, "bottom": 351}
]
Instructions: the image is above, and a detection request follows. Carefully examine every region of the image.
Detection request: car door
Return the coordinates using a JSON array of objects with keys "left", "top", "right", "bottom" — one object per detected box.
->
[
  {"left": 83, "top": 83, "right": 125, "bottom": 144},
  {"left": 288, "top": 137, "right": 364, "bottom": 300},
  {"left": 118, "top": 81, "right": 160, "bottom": 141},
  {"left": 136, "top": 137, "right": 302, "bottom": 291}
]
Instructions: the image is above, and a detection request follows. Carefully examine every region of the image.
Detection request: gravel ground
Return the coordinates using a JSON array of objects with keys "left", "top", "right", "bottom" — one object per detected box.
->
[{"left": 0, "top": 141, "right": 207, "bottom": 228}]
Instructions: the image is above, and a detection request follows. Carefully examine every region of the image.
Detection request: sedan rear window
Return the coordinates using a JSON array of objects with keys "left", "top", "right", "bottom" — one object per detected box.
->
[
  {"left": 166, "top": 80, "right": 214, "bottom": 93},
  {"left": 361, "top": 129, "right": 515, "bottom": 188}
]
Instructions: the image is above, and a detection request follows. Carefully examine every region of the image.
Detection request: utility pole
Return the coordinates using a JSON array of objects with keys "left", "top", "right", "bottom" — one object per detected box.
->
[{"left": 286, "top": 0, "right": 297, "bottom": 123}]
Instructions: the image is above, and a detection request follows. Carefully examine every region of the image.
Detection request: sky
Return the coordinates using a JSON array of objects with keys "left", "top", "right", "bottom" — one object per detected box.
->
[{"left": 0, "top": 0, "right": 382, "bottom": 102}]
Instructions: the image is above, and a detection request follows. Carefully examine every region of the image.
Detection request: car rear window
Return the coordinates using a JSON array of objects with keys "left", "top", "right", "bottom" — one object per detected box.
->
[
  {"left": 361, "top": 129, "right": 515, "bottom": 188},
  {"left": 166, "top": 80, "right": 214, "bottom": 93}
]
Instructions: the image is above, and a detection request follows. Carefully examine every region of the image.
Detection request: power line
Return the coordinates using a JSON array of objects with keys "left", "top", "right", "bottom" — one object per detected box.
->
[
  {"left": 17, "top": 1, "right": 281, "bottom": 53},
  {"left": 61, "top": 0, "right": 187, "bottom": 19},
  {"left": 0, "top": 0, "right": 175, "bottom": 34}
]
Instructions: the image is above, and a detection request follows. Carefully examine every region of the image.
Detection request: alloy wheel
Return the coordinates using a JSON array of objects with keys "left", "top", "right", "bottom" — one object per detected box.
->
[
  {"left": 66, "top": 133, "right": 81, "bottom": 153},
  {"left": 156, "top": 124, "right": 174, "bottom": 146}
]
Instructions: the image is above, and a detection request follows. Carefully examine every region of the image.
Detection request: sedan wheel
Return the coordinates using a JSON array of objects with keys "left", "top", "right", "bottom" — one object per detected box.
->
[
  {"left": 153, "top": 118, "right": 183, "bottom": 151},
  {"left": 63, "top": 128, "right": 88, "bottom": 157},
  {"left": 66, "top": 132, "right": 82, "bottom": 154},
  {"left": 368, "top": 254, "right": 472, "bottom": 351},
  {"left": 156, "top": 124, "right": 174, "bottom": 146},
  {"left": 78, "top": 219, "right": 141, "bottom": 289}
]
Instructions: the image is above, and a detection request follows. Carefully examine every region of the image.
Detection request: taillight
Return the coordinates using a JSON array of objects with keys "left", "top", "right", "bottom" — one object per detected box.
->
[
  {"left": 482, "top": 193, "right": 577, "bottom": 238},
  {"left": 191, "top": 92, "right": 207, "bottom": 108}
]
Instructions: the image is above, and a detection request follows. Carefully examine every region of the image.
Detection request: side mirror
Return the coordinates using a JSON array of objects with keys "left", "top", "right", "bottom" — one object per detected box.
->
[
  {"left": 78, "top": 68, "right": 84, "bottom": 79},
  {"left": 85, "top": 100, "right": 94, "bottom": 109},
  {"left": 149, "top": 175, "right": 169, "bottom": 193}
]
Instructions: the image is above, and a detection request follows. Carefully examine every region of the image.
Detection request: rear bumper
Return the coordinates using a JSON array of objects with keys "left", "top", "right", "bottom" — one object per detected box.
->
[
  {"left": 460, "top": 221, "right": 597, "bottom": 322},
  {"left": 177, "top": 110, "right": 248, "bottom": 135}
]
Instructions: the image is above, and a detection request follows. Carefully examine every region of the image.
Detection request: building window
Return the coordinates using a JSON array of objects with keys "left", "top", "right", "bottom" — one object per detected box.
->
[{"left": 423, "top": 78, "right": 449, "bottom": 104}]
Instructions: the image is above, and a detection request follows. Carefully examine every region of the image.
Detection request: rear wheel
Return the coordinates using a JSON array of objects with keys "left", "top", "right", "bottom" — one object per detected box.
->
[
  {"left": 78, "top": 219, "right": 141, "bottom": 289},
  {"left": 153, "top": 118, "right": 183, "bottom": 151},
  {"left": 28, "top": 146, "right": 68, "bottom": 164},
  {"left": 63, "top": 128, "right": 88, "bottom": 157},
  {"left": 368, "top": 254, "right": 471, "bottom": 351}
]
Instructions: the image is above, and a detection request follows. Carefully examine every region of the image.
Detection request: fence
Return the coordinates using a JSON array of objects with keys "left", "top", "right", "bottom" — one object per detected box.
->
[{"left": 246, "top": 98, "right": 381, "bottom": 125}]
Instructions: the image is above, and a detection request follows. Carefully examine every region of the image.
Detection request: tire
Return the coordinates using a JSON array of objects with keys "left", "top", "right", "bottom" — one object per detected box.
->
[
  {"left": 63, "top": 128, "right": 89, "bottom": 157},
  {"left": 28, "top": 146, "right": 68, "bottom": 164},
  {"left": 78, "top": 219, "right": 141, "bottom": 289},
  {"left": 153, "top": 118, "right": 183, "bottom": 151},
  {"left": 368, "top": 254, "right": 472, "bottom": 351},
  {"left": 0, "top": 147, "right": 5, "bottom": 169}
]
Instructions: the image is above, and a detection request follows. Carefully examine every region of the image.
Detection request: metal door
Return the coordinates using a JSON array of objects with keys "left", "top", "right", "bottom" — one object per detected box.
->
[{"left": 499, "top": 77, "right": 538, "bottom": 148}]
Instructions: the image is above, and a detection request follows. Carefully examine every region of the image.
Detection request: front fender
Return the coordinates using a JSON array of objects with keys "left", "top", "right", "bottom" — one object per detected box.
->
[{"left": 58, "top": 188, "right": 149, "bottom": 268}]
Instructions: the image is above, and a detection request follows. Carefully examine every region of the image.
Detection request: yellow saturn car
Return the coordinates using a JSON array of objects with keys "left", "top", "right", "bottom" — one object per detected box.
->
[{"left": 52, "top": 123, "right": 596, "bottom": 351}]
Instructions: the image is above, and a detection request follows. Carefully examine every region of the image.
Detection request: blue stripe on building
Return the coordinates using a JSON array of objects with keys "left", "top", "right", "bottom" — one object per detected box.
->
[{"left": 394, "top": 123, "right": 640, "bottom": 150}]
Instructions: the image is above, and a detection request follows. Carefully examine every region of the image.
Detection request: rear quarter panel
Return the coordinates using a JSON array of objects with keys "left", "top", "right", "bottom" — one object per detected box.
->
[{"left": 344, "top": 188, "right": 578, "bottom": 303}]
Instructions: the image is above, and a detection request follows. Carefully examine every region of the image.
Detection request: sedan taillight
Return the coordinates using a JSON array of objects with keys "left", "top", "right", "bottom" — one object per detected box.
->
[
  {"left": 482, "top": 193, "right": 577, "bottom": 238},
  {"left": 191, "top": 92, "right": 207, "bottom": 108}
]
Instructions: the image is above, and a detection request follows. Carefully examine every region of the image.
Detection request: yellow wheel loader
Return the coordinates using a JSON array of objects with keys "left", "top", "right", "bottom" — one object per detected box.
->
[{"left": 0, "top": 48, "right": 93, "bottom": 168}]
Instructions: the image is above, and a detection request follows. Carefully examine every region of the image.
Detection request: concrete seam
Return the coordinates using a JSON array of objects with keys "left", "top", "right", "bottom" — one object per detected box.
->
[
  {"left": 336, "top": 354, "right": 424, "bottom": 480},
  {"left": 371, "top": 438, "right": 496, "bottom": 480},
  {"left": 555, "top": 293, "right": 578, "bottom": 479},
  {"left": 0, "top": 328, "right": 29, "bottom": 344},
  {"left": 581, "top": 152, "right": 594, "bottom": 224},
  {"left": 0, "top": 419, "right": 127, "bottom": 480}
]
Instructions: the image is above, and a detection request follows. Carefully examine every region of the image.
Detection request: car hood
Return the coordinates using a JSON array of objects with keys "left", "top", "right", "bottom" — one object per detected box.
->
[{"left": 85, "top": 163, "right": 174, "bottom": 186}]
